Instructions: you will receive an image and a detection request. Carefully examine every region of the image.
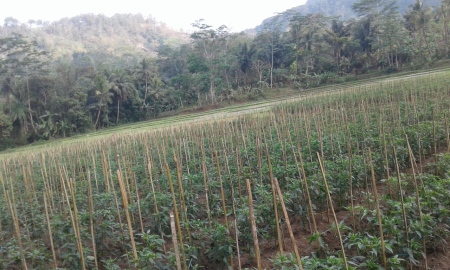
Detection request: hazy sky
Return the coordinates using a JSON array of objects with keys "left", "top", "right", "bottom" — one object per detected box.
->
[{"left": 1, "top": 0, "right": 307, "bottom": 32}]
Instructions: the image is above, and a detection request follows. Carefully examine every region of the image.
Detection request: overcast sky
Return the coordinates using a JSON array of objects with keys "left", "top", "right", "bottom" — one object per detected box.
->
[{"left": 1, "top": 0, "right": 307, "bottom": 32}]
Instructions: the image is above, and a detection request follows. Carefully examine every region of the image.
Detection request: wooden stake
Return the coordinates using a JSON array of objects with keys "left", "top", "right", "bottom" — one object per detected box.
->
[
  {"left": 246, "top": 179, "right": 261, "bottom": 270},
  {"left": 368, "top": 149, "right": 387, "bottom": 269},
  {"left": 43, "top": 192, "right": 58, "bottom": 268},
  {"left": 165, "top": 164, "right": 187, "bottom": 270},
  {"left": 274, "top": 178, "right": 303, "bottom": 269},
  {"left": 317, "top": 153, "right": 349, "bottom": 270},
  {"left": 170, "top": 211, "right": 183, "bottom": 270},
  {"left": 87, "top": 172, "right": 99, "bottom": 269},
  {"left": 117, "top": 170, "right": 138, "bottom": 261},
  {"left": 264, "top": 139, "right": 283, "bottom": 254}
]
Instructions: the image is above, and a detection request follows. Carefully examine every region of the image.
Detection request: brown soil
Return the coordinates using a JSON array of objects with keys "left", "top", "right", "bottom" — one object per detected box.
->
[{"left": 425, "top": 251, "right": 450, "bottom": 270}]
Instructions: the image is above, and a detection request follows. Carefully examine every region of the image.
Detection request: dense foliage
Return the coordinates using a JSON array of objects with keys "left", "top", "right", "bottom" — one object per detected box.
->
[
  {"left": 1, "top": 0, "right": 450, "bottom": 150},
  {"left": 253, "top": 0, "right": 442, "bottom": 32}
]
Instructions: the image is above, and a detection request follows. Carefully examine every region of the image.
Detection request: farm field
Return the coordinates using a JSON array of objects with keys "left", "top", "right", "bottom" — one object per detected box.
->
[{"left": 1, "top": 69, "right": 450, "bottom": 269}]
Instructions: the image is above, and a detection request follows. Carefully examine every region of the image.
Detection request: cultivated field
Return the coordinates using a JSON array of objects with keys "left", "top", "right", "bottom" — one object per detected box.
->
[{"left": 1, "top": 69, "right": 450, "bottom": 269}]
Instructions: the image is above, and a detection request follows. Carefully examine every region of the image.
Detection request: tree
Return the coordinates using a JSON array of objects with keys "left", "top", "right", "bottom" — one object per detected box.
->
[
  {"left": 254, "top": 26, "right": 285, "bottom": 88},
  {"left": 3, "top": 17, "right": 19, "bottom": 28},
  {"left": 325, "top": 20, "right": 349, "bottom": 71},
  {"left": 379, "top": 9, "right": 408, "bottom": 68},
  {"left": 352, "top": 0, "right": 398, "bottom": 66},
  {"left": 91, "top": 75, "right": 113, "bottom": 128},
  {"left": 300, "top": 14, "right": 330, "bottom": 75},
  {"left": 236, "top": 43, "right": 256, "bottom": 91},
  {"left": 404, "top": 0, "right": 435, "bottom": 61},
  {"left": 0, "top": 110, "right": 13, "bottom": 149},
  {"left": 191, "top": 19, "right": 230, "bottom": 103},
  {"left": 437, "top": 0, "right": 450, "bottom": 57},
  {"left": 136, "top": 58, "right": 156, "bottom": 107},
  {"left": 289, "top": 13, "right": 306, "bottom": 75},
  {"left": 107, "top": 69, "right": 137, "bottom": 124},
  {"left": 0, "top": 34, "right": 49, "bottom": 137}
]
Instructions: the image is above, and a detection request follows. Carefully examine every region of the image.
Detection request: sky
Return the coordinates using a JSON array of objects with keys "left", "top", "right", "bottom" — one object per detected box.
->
[{"left": 0, "top": 0, "right": 307, "bottom": 32}]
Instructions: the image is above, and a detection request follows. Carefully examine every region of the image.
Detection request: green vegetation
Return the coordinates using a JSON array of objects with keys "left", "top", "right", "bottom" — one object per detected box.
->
[
  {"left": 2, "top": 0, "right": 450, "bottom": 151},
  {"left": 0, "top": 68, "right": 449, "bottom": 269},
  {"left": 2, "top": 2, "right": 450, "bottom": 266},
  {"left": 254, "top": 0, "right": 441, "bottom": 32}
]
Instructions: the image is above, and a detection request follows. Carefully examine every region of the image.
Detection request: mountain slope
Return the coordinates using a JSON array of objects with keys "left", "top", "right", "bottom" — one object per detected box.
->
[
  {"left": 252, "top": 0, "right": 441, "bottom": 33},
  {"left": 0, "top": 14, "right": 189, "bottom": 62}
]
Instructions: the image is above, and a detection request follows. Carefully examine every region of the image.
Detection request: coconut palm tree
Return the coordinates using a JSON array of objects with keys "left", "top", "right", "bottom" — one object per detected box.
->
[
  {"left": 92, "top": 74, "right": 113, "bottom": 128},
  {"left": 108, "top": 69, "right": 137, "bottom": 124},
  {"left": 135, "top": 59, "right": 155, "bottom": 107}
]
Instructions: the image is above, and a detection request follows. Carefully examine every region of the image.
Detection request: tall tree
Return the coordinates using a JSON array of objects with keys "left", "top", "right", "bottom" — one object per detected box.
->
[
  {"left": 379, "top": 9, "right": 408, "bottom": 68},
  {"left": 91, "top": 74, "right": 113, "bottom": 128},
  {"left": 436, "top": 0, "right": 450, "bottom": 57},
  {"left": 404, "top": 0, "right": 434, "bottom": 58},
  {"left": 135, "top": 58, "right": 155, "bottom": 107},
  {"left": 325, "top": 20, "right": 349, "bottom": 71},
  {"left": 236, "top": 43, "right": 256, "bottom": 91},
  {"left": 0, "top": 34, "right": 49, "bottom": 136},
  {"left": 191, "top": 20, "right": 230, "bottom": 103},
  {"left": 107, "top": 69, "right": 137, "bottom": 124},
  {"left": 254, "top": 26, "right": 285, "bottom": 88},
  {"left": 352, "top": 0, "right": 398, "bottom": 65}
]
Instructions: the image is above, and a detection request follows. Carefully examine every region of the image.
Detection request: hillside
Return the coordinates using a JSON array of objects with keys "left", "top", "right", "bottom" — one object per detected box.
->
[
  {"left": 0, "top": 13, "right": 189, "bottom": 63},
  {"left": 251, "top": 0, "right": 441, "bottom": 33}
]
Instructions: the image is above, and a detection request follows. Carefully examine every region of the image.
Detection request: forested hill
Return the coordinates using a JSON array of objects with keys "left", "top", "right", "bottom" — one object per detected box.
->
[
  {"left": 252, "top": 0, "right": 441, "bottom": 32},
  {"left": 0, "top": 14, "right": 188, "bottom": 64}
]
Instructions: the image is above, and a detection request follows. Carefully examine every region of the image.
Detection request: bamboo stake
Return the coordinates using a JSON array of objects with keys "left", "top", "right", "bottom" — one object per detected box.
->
[
  {"left": 132, "top": 172, "right": 144, "bottom": 233},
  {"left": 61, "top": 177, "right": 85, "bottom": 270},
  {"left": 69, "top": 179, "right": 86, "bottom": 269},
  {"left": 87, "top": 172, "right": 99, "bottom": 269},
  {"left": 316, "top": 153, "right": 348, "bottom": 270},
  {"left": 345, "top": 125, "right": 356, "bottom": 231},
  {"left": 264, "top": 138, "right": 283, "bottom": 254},
  {"left": 107, "top": 160, "right": 124, "bottom": 234},
  {"left": 274, "top": 178, "right": 303, "bottom": 269},
  {"left": 117, "top": 170, "right": 138, "bottom": 261},
  {"left": 147, "top": 161, "right": 165, "bottom": 245},
  {"left": 165, "top": 163, "right": 187, "bottom": 270},
  {"left": 381, "top": 125, "right": 392, "bottom": 197},
  {"left": 201, "top": 161, "right": 212, "bottom": 224},
  {"left": 445, "top": 112, "right": 450, "bottom": 152},
  {"left": 296, "top": 142, "right": 318, "bottom": 234},
  {"left": 43, "top": 192, "right": 58, "bottom": 268},
  {"left": 368, "top": 149, "right": 387, "bottom": 269},
  {"left": 222, "top": 141, "right": 241, "bottom": 269},
  {"left": 6, "top": 191, "right": 28, "bottom": 270},
  {"left": 215, "top": 151, "right": 229, "bottom": 228},
  {"left": 405, "top": 136, "right": 428, "bottom": 270},
  {"left": 170, "top": 211, "right": 182, "bottom": 270},
  {"left": 246, "top": 179, "right": 261, "bottom": 270},
  {"left": 392, "top": 144, "right": 410, "bottom": 252}
]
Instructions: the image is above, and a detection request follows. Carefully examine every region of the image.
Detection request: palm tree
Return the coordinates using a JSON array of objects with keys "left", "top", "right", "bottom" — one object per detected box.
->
[
  {"left": 325, "top": 20, "right": 348, "bottom": 71},
  {"left": 8, "top": 85, "right": 30, "bottom": 138},
  {"left": 404, "top": 0, "right": 433, "bottom": 55},
  {"left": 135, "top": 59, "right": 154, "bottom": 107},
  {"left": 237, "top": 43, "right": 256, "bottom": 91},
  {"left": 108, "top": 69, "right": 137, "bottom": 124},
  {"left": 92, "top": 75, "right": 113, "bottom": 128}
]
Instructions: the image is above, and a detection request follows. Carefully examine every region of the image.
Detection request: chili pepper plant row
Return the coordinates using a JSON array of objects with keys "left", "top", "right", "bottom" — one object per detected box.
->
[{"left": 1, "top": 71, "right": 450, "bottom": 269}]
